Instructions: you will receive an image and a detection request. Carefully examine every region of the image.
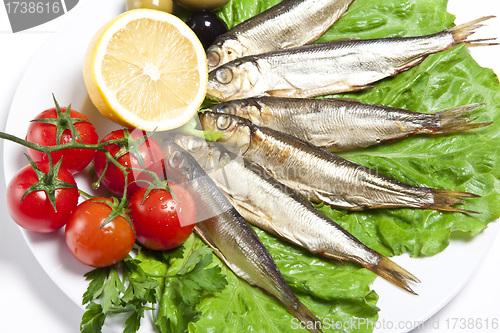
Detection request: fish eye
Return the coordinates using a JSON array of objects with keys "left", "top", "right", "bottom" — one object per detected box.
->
[
  {"left": 168, "top": 151, "right": 184, "bottom": 169},
  {"left": 187, "top": 138, "right": 204, "bottom": 152},
  {"left": 207, "top": 50, "right": 220, "bottom": 68},
  {"left": 215, "top": 67, "right": 233, "bottom": 84},
  {"left": 216, "top": 114, "right": 232, "bottom": 130}
]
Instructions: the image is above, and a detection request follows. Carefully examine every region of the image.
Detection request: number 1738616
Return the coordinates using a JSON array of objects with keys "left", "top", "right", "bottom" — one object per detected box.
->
[
  {"left": 445, "top": 317, "right": 499, "bottom": 330},
  {"left": 5, "top": 1, "right": 61, "bottom": 14}
]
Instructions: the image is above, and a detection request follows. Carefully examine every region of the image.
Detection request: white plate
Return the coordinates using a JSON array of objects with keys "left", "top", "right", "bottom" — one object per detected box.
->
[{"left": 2, "top": 1, "right": 499, "bottom": 332}]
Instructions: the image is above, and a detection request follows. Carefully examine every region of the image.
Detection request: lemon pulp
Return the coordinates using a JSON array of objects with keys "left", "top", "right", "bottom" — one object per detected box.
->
[{"left": 84, "top": 9, "right": 208, "bottom": 131}]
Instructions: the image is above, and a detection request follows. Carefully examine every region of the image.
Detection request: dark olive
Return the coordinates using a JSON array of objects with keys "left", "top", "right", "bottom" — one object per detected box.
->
[
  {"left": 186, "top": 11, "right": 228, "bottom": 49},
  {"left": 176, "top": 0, "right": 230, "bottom": 12}
]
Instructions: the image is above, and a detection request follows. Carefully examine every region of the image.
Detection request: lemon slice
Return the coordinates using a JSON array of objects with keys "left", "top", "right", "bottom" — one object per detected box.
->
[{"left": 83, "top": 9, "right": 208, "bottom": 131}]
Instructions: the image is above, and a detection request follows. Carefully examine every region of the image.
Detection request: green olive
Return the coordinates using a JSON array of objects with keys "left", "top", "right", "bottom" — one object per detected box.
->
[
  {"left": 126, "top": 0, "right": 174, "bottom": 12},
  {"left": 174, "top": 0, "right": 230, "bottom": 11}
]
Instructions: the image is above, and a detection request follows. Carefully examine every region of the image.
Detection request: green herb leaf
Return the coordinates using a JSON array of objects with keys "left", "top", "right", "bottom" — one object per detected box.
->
[
  {"left": 150, "top": 236, "right": 227, "bottom": 333},
  {"left": 80, "top": 302, "right": 106, "bottom": 333},
  {"left": 156, "top": 280, "right": 201, "bottom": 333},
  {"left": 176, "top": 245, "right": 212, "bottom": 275},
  {"left": 80, "top": 238, "right": 228, "bottom": 333},
  {"left": 165, "top": 243, "right": 186, "bottom": 261},
  {"left": 124, "top": 305, "right": 145, "bottom": 333},
  {"left": 176, "top": 252, "right": 227, "bottom": 306},
  {"left": 82, "top": 267, "right": 110, "bottom": 305},
  {"left": 101, "top": 268, "right": 125, "bottom": 314},
  {"left": 122, "top": 258, "right": 159, "bottom": 304}
]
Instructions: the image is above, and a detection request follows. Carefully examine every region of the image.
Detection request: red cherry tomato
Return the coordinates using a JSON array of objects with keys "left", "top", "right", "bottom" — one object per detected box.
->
[
  {"left": 65, "top": 198, "right": 135, "bottom": 267},
  {"left": 26, "top": 106, "right": 99, "bottom": 174},
  {"left": 93, "top": 129, "right": 164, "bottom": 197},
  {"left": 6, "top": 162, "right": 79, "bottom": 233},
  {"left": 128, "top": 183, "right": 196, "bottom": 251}
]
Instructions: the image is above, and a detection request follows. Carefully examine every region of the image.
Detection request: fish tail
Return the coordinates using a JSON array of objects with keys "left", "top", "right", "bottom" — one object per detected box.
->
[
  {"left": 275, "top": 283, "right": 323, "bottom": 332},
  {"left": 426, "top": 189, "right": 481, "bottom": 214},
  {"left": 286, "top": 301, "right": 324, "bottom": 333},
  {"left": 368, "top": 256, "right": 420, "bottom": 295},
  {"left": 431, "top": 103, "right": 492, "bottom": 134},
  {"left": 448, "top": 16, "right": 498, "bottom": 47}
]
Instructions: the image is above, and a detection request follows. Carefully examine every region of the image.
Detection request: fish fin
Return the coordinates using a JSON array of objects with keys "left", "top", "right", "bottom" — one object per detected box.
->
[
  {"left": 331, "top": 37, "right": 361, "bottom": 42},
  {"left": 324, "top": 97, "right": 364, "bottom": 103},
  {"left": 266, "top": 88, "right": 303, "bottom": 98},
  {"left": 392, "top": 56, "right": 426, "bottom": 75},
  {"left": 448, "top": 16, "right": 499, "bottom": 47},
  {"left": 368, "top": 256, "right": 420, "bottom": 295},
  {"left": 351, "top": 84, "right": 376, "bottom": 91},
  {"left": 426, "top": 189, "right": 481, "bottom": 214},
  {"left": 430, "top": 103, "right": 492, "bottom": 134},
  {"left": 267, "top": 88, "right": 333, "bottom": 99}
]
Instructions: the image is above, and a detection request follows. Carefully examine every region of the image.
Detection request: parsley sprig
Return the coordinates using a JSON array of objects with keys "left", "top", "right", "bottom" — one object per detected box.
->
[{"left": 80, "top": 238, "right": 228, "bottom": 333}]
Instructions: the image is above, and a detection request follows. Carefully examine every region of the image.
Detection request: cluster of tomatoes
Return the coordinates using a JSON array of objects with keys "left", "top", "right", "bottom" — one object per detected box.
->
[{"left": 6, "top": 102, "right": 197, "bottom": 267}]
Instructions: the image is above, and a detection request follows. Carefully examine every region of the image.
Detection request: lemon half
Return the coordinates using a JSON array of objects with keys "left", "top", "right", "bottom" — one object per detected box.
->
[{"left": 83, "top": 9, "right": 208, "bottom": 131}]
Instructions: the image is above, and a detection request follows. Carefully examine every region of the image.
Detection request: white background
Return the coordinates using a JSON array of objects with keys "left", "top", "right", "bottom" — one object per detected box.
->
[{"left": 0, "top": 1, "right": 499, "bottom": 332}]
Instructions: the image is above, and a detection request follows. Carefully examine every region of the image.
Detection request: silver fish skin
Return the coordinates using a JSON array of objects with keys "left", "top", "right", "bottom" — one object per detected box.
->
[
  {"left": 207, "top": 16, "right": 497, "bottom": 101},
  {"left": 199, "top": 112, "right": 479, "bottom": 213},
  {"left": 161, "top": 139, "right": 322, "bottom": 333},
  {"left": 206, "top": 0, "right": 355, "bottom": 71},
  {"left": 209, "top": 97, "right": 490, "bottom": 151},
  {"left": 171, "top": 133, "right": 420, "bottom": 294}
]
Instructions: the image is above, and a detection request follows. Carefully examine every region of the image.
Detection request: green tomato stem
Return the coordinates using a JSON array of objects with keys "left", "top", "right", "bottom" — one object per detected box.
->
[
  {"left": 0, "top": 130, "right": 134, "bottom": 211},
  {"left": 0, "top": 131, "right": 129, "bottom": 153},
  {"left": 78, "top": 189, "right": 94, "bottom": 199}
]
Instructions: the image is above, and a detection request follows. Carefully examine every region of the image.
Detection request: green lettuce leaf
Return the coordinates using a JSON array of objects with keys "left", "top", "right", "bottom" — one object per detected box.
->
[
  {"left": 215, "top": 0, "right": 500, "bottom": 258},
  {"left": 186, "top": 0, "right": 500, "bottom": 332}
]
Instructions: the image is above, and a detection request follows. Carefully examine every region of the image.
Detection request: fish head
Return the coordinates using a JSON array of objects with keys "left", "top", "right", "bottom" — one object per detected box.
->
[
  {"left": 160, "top": 138, "right": 200, "bottom": 185},
  {"left": 208, "top": 101, "right": 240, "bottom": 116},
  {"left": 209, "top": 99, "right": 265, "bottom": 126},
  {"left": 169, "top": 132, "right": 208, "bottom": 156},
  {"left": 199, "top": 112, "right": 253, "bottom": 156},
  {"left": 207, "top": 62, "right": 243, "bottom": 101},
  {"left": 161, "top": 137, "right": 234, "bottom": 222},
  {"left": 207, "top": 37, "right": 245, "bottom": 72},
  {"left": 169, "top": 133, "right": 214, "bottom": 170},
  {"left": 171, "top": 133, "right": 235, "bottom": 174}
]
